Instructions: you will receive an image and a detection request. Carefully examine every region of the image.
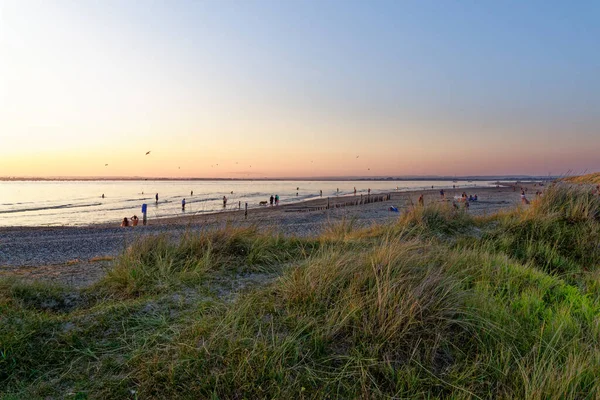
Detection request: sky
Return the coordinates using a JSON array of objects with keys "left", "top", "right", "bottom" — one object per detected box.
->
[{"left": 1, "top": 0, "right": 599, "bottom": 178}]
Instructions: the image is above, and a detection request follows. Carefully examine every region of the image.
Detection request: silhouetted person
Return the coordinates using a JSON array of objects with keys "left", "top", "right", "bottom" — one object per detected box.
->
[
  {"left": 155, "top": 193, "right": 159, "bottom": 203},
  {"left": 182, "top": 198, "right": 186, "bottom": 211}
]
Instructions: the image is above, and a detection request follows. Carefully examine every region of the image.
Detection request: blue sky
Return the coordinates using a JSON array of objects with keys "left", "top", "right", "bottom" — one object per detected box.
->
[{"left": 1, "top": 0, "right": 598, "bottom": 177}]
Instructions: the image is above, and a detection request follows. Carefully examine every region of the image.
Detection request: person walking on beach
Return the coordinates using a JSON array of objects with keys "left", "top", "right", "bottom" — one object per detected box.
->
[
  {"left": 320, "top": 190, "right": 322, "bottom": 197},
  {"left": 102, "top": 194, "right": 105, "bottom": 199},
  {"left": 440, "top": 189, "right": 445, "bottom": 200},
  {"left": 521, "top": 190, "right": 529, "bottom": 204},
  {"left": 223, "top": 196, "right": 227, "bottom": 207},
  {"left": 155, "top": 193, "right": 159, "bottom": 203},
  {"left": 182, "top": 198, "right": 186, "bottom": 211},
  {"left": 354, "top": 187, "right": 357, "bottom": 195},
  {"left": 191, "top": 190, "right": 193, "bottom": 196},
  {"left": 275, "top": 194, "right": 279, "bottom": 205},
  {"left": 270, "top": 195, "right": 274, "bottom": 206},
  {"left": 418, "top": 194, "right": 424, "bottom": 207},
  {"left": 368, "top": 188, "right": 371, "bottom": 195}
]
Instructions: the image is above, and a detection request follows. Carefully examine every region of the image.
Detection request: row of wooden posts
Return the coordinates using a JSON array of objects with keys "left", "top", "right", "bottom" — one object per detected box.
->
[
  {"left": 238, "top": 194, "right": 392, "bottom": 219},
  {"left": 285, "top": 193, "right": 392, "bottom": 213}
]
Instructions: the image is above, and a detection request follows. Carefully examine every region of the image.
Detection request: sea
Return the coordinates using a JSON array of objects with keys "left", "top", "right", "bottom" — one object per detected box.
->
[{"left": 0, "top": 180, "right": 495, "bottom": 227}]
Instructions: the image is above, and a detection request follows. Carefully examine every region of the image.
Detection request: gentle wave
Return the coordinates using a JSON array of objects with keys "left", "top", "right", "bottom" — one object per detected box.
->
[{"left": 0, "top": 202, "right": 104, "bottom": 214}]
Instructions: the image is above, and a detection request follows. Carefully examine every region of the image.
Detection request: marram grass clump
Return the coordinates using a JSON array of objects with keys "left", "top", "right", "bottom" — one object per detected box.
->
[{"left": 1, "top": 187, "right": 599, "bottom": 399}]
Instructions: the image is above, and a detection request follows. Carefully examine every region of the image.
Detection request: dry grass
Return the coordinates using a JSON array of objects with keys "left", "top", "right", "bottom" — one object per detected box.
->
[{"left": 562, "top": 172, "right": 600, "bottom": 185}]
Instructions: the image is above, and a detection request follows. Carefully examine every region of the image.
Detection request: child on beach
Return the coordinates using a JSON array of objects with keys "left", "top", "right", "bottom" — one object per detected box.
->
[
  {"left": 121, "top": 217, "right": 129, "bottom": 227},
  {"left": 131, "top": 215, "right": 139, "bottom": 226},
  {"left": 270, "top": 195, "right": 274, "bottom": 206}
]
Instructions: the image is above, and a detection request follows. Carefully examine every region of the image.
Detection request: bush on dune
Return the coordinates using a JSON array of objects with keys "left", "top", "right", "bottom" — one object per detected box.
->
[
  {"left": 130, "top": 239, "right": 599, "bottom": 399},
  {"left": 480, "top": 185, "right": 600, "bottom": 277},
  {"left": 399, "top": 202, "right": 474, "bottom": 238},
  {"left": 96, "top": 226, "right": 319, "bottom": 298}
]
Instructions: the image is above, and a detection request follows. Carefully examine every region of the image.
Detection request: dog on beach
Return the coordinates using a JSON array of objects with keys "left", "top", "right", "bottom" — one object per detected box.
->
[{"left": 259, "top": 201, "right": 268, "bottom": 206}]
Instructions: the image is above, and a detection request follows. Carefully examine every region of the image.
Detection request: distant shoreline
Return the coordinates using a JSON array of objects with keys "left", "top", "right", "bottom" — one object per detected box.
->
[{"left": 0, "top": 176, "right": 556, "bottom": 182}]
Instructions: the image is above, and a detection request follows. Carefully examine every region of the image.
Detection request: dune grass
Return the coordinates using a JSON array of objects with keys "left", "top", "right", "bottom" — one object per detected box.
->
[
  {"left": 562, "top": 172, "right": 600, "bottom": 185},
  {"left": 1, "top": 184, "right": 599, "bottom": 399}
]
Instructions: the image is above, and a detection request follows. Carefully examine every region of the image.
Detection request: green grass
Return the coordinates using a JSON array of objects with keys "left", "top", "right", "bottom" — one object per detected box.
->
[{"left": 1, "top": 185, "right": 599, "bottom": 399}]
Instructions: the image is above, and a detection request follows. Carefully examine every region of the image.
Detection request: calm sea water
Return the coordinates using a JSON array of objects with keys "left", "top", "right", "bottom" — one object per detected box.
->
[{"left": 0, "top": 180, "right": 493, "bottom": 227}]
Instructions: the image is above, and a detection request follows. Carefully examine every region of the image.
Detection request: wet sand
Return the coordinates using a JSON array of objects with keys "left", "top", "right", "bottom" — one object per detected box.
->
[{"left": 0, "top": 183, "right": 541, "bottom": 287}]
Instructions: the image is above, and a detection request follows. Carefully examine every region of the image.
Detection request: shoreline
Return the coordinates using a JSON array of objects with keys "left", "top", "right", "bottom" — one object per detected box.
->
[
  {"left": 0, "top": 176, "right": 555, "bottom": 182},
  {"left": 1, "top": 183, "right": 513, "bottom": 231},
  {"left": 0, "top": 183, "right": 540, "bottom": 286}
]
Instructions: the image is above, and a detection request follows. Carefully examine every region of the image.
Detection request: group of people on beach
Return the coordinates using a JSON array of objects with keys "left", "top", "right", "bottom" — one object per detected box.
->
[
  {"left": 415, "top": 189, "right": 479, "bottom": 210},
  {"left": 121, "top": 215, "right": 139, "bottom": 227},
  {"left": 269, "top": 194, "right": 279, "bottom": 206}
]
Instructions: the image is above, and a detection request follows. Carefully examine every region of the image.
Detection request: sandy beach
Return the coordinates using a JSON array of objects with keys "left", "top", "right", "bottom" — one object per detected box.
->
[{"left": 0, "top": 183, "right": 539, "bottom": 286}]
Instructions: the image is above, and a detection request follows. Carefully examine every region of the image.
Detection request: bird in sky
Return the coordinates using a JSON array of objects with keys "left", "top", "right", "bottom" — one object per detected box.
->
[
  {"left": 105, "top": 164, "right": 108, "bottom": 167},
  {"left": 145, "top": 151, "right": 151, "bottom": 155},
  {"left": 356, "top": 155, "right": 359, "bottom": 158}
]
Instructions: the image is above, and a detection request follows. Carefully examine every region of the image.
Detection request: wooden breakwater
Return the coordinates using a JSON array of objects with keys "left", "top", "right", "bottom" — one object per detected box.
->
[{"left": 285, "top": 193, "right": 392, "bottom": 213}]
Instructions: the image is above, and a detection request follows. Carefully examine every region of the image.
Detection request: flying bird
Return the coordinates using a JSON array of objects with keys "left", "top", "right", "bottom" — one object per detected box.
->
[
  {"left": 356, "top": 156, "right": 359, "bottom": 158},
  {"left": 105, "top": 164, "right": 108, "bottom": 167},
  {"left": 145, "top": 151, "right": 151, "bottom": 155}
]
